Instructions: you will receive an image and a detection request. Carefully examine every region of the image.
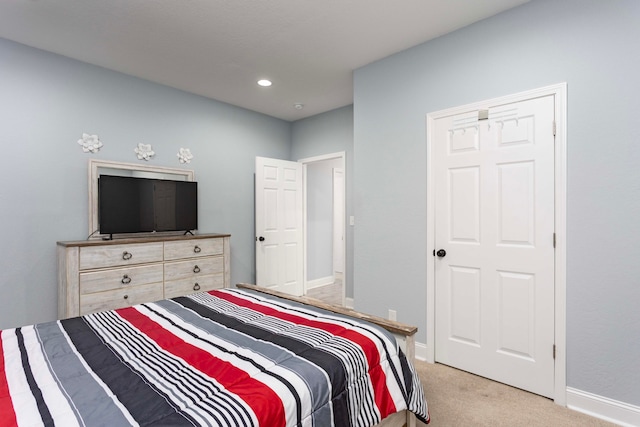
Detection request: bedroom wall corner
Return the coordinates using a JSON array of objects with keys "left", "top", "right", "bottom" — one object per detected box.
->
[{"left": 291, "top": 105, "right": 354, "bottom": 298}]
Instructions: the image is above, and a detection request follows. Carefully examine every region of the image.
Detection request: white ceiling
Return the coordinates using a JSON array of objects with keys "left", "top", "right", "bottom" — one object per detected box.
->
[{"left": 0, "top": 0, "right": 528, "bottom": 121}]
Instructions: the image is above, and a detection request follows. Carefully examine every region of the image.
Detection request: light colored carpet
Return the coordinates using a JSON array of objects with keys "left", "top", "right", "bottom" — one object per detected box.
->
[{"left": 413, "top": 360, "right": 618, "bottom": 426}]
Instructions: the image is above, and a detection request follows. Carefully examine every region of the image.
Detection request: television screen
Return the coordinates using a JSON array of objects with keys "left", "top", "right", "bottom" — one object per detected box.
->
[{"left": 98, "top": 175, "right": 198, "bottom": 235}]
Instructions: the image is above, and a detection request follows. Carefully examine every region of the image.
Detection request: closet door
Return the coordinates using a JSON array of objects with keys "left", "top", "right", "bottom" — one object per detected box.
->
[{"left": 434, "top": 95, "right": 556, "bottom": 397}]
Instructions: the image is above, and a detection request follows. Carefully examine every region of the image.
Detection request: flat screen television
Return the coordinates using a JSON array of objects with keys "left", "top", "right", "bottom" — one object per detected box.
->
[{"left": 98, "top": 175, "right": 198, "bottom": 236}]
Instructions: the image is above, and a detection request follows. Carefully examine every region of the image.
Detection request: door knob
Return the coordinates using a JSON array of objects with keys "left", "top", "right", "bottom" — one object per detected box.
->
[
  {"left": 436, "top": 249, "right": 446, "bottom": 257},
  {"left": 258, "top": 236, "right": 265, "bottom": 242}
]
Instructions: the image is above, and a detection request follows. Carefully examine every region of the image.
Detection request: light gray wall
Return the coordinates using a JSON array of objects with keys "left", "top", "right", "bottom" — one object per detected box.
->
[
  {"left": 353, "top": 0, "right": 640, "bottom": 406},
  {"left": 0, "top": 38, "right": 291, "bottom": 330},
  {"left": 306, "top": 159, "right": 341, "bottom": 281},
  {"left": 291, "top": 106, "right": 354, "bottom": 297}
]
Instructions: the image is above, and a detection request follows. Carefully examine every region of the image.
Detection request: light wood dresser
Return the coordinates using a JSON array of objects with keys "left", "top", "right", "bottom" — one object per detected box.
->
[{"left": 57, "top": 233, "right": 230, "bottom": 319}]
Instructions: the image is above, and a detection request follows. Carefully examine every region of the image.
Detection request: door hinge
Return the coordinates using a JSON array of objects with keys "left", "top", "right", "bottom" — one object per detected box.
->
[
  {"left": 552, "top": 120, "right": 556, "bottom": 136},
  {"left": 553, "top": 344, "right": 556, "bottom": 360},
  {"left": 553, "top": 233, "right": 556, "bottom": 248}
]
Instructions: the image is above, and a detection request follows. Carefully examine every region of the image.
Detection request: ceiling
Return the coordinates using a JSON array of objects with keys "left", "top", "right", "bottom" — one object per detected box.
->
[{"left": 0, "top": 0, "right": 529, "bottom": 121}]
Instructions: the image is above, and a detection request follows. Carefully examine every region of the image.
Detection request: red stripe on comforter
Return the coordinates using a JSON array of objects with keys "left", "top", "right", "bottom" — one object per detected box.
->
[
  {"left": 116, "top": 307, "right": 286, "bottom": 427},
  {"left": 213, "top": 290, "right": 398, "bottom": 419},
  {"left": 0, "top": 331, "right": 18, "bottom": 427}
]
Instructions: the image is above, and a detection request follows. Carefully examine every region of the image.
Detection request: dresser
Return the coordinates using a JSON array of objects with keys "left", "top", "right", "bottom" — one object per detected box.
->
[{"left": 57, "top": 233, "right": 230, "bottom": 319}]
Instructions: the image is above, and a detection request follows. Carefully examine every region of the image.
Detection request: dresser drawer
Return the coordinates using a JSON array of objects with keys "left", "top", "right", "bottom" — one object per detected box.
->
[
  {"left": 164, "top": 256, "right": 224, "bottom": 282},
  {"left": 79, "top": 282, "right": 164, "bottom": 316},
  {"left": 164, "top": 274, "right": 224, "bottom": 299},
  {"left": 164, "top": 238, "right": 223, "bottom": 261},
  {"left": 80, "top": 264, "right": 164, "bottom": 295},
  {"left": 80, "top": 242, "right": 164, "bottom": 270}
]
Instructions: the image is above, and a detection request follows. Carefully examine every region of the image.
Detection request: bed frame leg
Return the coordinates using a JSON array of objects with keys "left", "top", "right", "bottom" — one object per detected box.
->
[{"left": 406, "top": 412, "right": 417, "bottom": 427}]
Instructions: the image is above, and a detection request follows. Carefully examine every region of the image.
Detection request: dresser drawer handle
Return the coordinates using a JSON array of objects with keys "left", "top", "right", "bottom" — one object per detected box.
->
[
  {"left": 123, "top": 294, "right": 129, "bottom": 300},
  {"left": 121, "top": 275, "right": 132, "bottom": 285},
  {"left": 122, "top": 251, "right": 133, "bottom": 260},
  {"left": 193, "top": 245, "right": 201, "bottom": 253},
  {"left": 193, "top": 283, "right": 201, "bottom": 291},
  {"left": 193, "top": 265, "right": 201, "bottom": 273}
]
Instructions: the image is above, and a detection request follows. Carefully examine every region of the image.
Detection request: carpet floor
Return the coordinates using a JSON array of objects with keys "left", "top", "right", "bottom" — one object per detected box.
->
[{"left": 413, "top": 360, "right": 618, "bottom": 426}]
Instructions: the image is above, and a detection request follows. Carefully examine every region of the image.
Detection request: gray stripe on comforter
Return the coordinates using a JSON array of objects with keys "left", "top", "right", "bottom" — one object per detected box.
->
[{"left": 36, "top": 321, "right": 133, "bottom": 427}]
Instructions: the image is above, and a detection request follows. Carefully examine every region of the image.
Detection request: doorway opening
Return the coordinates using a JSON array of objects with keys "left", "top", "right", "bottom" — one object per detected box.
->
[{"left": 300, "top": 152, "right": 346, "bottom": 307}]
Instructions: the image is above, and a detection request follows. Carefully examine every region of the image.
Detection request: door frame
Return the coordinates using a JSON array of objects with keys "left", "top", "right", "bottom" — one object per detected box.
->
[
  {"left": 425, "top": 83, "right": 567, "bottom": 405},
  {"left": 298, "top": 151, "right": 347, "bottom": 306},
  {"left": 332, "top": 167, "right": 345, "bottom": 278}
]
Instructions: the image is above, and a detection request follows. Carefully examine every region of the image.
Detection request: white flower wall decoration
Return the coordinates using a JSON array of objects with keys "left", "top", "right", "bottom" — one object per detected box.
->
[
  {"left": 134, "top": 143, "right": 155, "bottom": 161},
  {"left": 77, "top": 133, "right": 103, "bottom": 153},
  {"left": 177, "top": 148, "right": 194, "bottom": 164}
]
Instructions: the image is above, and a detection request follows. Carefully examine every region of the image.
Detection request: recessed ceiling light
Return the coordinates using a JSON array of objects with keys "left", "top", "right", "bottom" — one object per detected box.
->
[
  {"left": 257, "top": 79, "right": 272, "bottom": 87},
  {"left": 293, "top": 103, "right": 304, "bottom": 110}
]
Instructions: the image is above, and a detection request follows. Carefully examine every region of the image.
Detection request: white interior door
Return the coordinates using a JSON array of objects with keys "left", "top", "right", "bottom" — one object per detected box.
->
[
  {"left": 255, "top": 156, "right": 304, "bottom": 296},
  {"left": 434, "top": 95, "right": 556, "bottom": 397}
]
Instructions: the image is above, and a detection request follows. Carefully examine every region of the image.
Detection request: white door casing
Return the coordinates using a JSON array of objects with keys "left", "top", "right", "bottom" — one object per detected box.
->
[
  {"left": 255, "top": 157, "right": 304, "bottom": 296},
  {"left": 426, "top": 84, "right": 567, "bottom": 403},
  {"left": 333, "top": 168, "right": 345, "bottom": 276}
]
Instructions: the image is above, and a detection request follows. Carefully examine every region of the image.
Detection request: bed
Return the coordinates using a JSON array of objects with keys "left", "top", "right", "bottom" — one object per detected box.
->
[{"left": 0, "top": 285, "right": 429, "bottom": 426}]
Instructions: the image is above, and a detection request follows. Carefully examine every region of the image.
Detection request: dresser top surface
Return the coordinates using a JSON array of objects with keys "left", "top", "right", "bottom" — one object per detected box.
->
[{"left": 57, "top": 233, "right": 230, "bottom": 248}]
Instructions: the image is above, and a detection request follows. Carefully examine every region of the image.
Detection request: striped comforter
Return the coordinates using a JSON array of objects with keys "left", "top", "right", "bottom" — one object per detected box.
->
[{"left": 0, "top": 288, "right": 429, "bottom": 426}]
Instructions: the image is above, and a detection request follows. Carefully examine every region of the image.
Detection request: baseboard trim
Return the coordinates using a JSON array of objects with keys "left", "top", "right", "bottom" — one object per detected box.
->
[
  {"left": 566, "top": 387, "right": 640, "bottom": 427},
  {"left": 305, "top": 276, "right": 334, "bottom": 290},
  {"left": 414, "top": 341, "right": 428, "bottom": 362}
]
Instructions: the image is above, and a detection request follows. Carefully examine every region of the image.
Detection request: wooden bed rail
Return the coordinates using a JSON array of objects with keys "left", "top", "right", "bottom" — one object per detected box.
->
[
  {"left": 236, "top": 283, "right": 416, "bottom": 336},
  {"left": 235, "top": 283, "right": 418, "bottom": 361}
]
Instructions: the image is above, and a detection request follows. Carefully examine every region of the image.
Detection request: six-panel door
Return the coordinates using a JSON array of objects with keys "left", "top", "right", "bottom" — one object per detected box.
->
[{"left": 434, "top": 95, "right": 556, "bottom": 397}]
